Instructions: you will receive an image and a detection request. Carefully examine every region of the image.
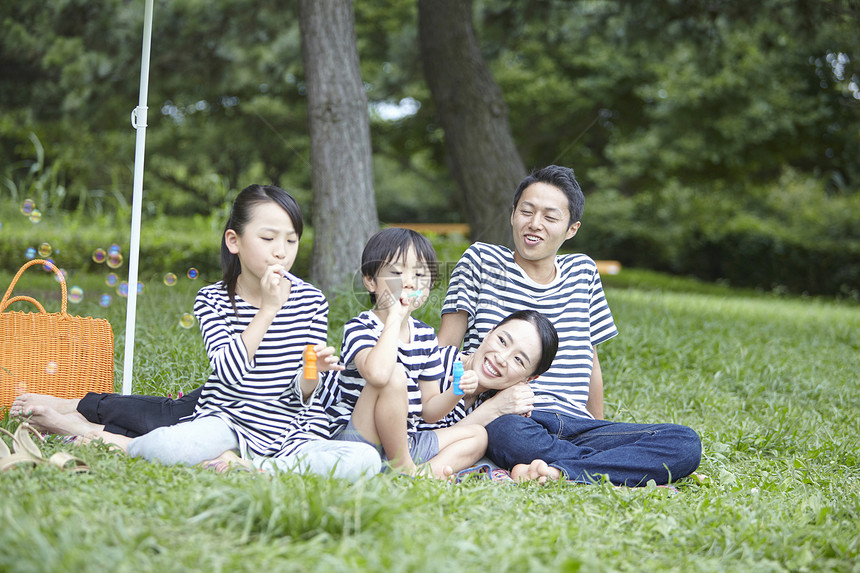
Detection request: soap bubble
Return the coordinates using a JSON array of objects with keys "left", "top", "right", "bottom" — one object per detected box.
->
[
  {"left": 108, "top": 244, "right": 121, "bottom": 256},
  {"left": 21, "top": 199, "right": 35, "bottom": 215},
  {"left": 99, "top": 294, "right": 112, "bottom": 307},
  {"left": 45, "top": 362, "right": 58, "bottom": 375},
  {"left": 187, "top": 268, "right": 199, "bottom": 280},
  {"left": 41, "top": 259, "right": 56, "bottom": 272},
  {"left": 52, "top": 267, "right": 67, "bottom": 282},
  {"left": 68, "top": 286, "right": 84, "bottom": 304},
  {"left": 106, "top": 253, "right": 123, "bottom": 269},
  {"left": 137, "top": 282, "right": 145, "bottom": 295},
  {"left": 179, "top": 313, "right": 196, "bottom": 329},
  {"left": 105, "top": 273, "right": 119, "bottom": 287},
  {"left": 163, "top": 273, "right": 177, "bottom": 286},
  {"left": 38, "top": 242, "right": 52, "bottom": 257},
  {"left": 117, "top": 282, "right": 129, "bottom": 297},
  {"left": 28, "top": 209, "right": 42, "bottom": 223},
  {"left": 92, "top": 248, "right": 107, "bottom": 263},
  {"left": 25, "top": 247, "right": 36, "bottom": 260}
]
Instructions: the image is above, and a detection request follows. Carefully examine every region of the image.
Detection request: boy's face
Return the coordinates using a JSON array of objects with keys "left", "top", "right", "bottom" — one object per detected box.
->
[
  {"left": 363, "top": 245, "right": 432, "bottom": 311},
  {"left": 510, "top": 182, "right": 580, "bottom": 264}
]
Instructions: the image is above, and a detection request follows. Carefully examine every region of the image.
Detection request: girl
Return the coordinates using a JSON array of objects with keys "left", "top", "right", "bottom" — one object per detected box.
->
[{"left": 88, "top": 185, "right": 380, "bottom": 480}]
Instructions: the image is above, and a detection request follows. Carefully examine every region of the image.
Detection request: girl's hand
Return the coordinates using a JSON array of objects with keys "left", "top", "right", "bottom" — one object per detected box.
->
[
  {"left": 260, "top": 264, "right": 290, "bottom": 312},
  {"left": 454, "top": 369, "right": 479, "bottom": 396},
  {"left": 491, "top": 382, "right": 535, "bottom": 417},
  {"left": 312, "top": 344, "right": 345, "bottom": 373}
]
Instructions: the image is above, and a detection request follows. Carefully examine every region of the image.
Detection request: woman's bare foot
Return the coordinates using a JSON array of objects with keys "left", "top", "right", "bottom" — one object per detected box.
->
[
  {"left": 511, "top": 459, "right": 563, "bottom": 484},
  {"left": 11, "top": 393, "right": 80, "bottom": 417}
]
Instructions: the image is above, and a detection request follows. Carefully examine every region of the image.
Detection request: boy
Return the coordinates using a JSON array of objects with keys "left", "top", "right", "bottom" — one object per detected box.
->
[{"left": 330, "top": 228, "right": 486, "bottom": 477}]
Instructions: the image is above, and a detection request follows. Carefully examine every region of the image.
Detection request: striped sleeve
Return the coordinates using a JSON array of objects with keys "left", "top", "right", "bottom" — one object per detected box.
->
[
  {"left": 442, "top": 243, "right": 484, "bottom": 320},
  {"left": 194, "top": 288, "right": 251, "bottom": 385}
]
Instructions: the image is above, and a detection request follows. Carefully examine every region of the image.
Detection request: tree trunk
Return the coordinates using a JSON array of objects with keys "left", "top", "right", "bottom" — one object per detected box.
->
[
  {"left": 300, "top": 0, "right": 378, "bottom": 293},
  {"left": 417, "top": 0, "right": 525, "bottom": 246}
]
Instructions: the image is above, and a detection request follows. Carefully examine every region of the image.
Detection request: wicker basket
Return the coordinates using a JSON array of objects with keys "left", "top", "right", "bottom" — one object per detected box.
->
[{"left": 0, "top": 259, "right": 114, "bottom": 409}]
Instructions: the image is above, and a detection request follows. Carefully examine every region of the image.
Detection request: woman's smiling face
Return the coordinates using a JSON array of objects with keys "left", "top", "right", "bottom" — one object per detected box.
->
[{"left": 470, "top": 319, "right": 544, "bottom": 391}]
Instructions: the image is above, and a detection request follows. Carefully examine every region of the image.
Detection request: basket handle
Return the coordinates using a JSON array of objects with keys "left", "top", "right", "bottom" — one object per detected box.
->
[{"left": 0, "top": 259, "right": 67, "bottom": 314}]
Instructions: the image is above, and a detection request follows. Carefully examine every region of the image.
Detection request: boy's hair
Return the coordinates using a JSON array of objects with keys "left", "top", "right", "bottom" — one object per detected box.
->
[
  {"left": 512, "top": 165, "right": 585, "bottom": 227},
  {"left": 361, "top": 227, "right": 438, "bottom": 304},
  {"left": 221, "top": 184, "right": 304, "bottom": 311},
  {"left": 495, "top": 310, "right": 559, "bottom": 377}
]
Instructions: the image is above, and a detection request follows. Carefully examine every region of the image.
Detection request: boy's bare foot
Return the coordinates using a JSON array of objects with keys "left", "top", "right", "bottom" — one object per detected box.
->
[
  {"left": 511, "top": 459, "right": 563, "bottom": 484},
  {"left": 13, "top": 405, "right": 99, "bottom": 437},
  {"left": 12, "top": 393, "right": 80, "bottom": 417}
]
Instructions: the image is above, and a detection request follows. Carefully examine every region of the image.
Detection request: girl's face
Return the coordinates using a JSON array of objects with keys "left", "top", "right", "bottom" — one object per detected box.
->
[
  {"left": 471, "top": 319, "right": 543, "bottom": 391},
  {"left": 365, "top": 245, "right": 432, "bottom": 310},
  {"left": 225, "top": 202, "right": 299, "bottom": 280}
]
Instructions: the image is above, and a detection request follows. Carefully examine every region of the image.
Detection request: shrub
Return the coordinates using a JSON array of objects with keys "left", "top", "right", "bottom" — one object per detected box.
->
[{"left": 573, "top": 171, "right": 860, "bottom": 297}]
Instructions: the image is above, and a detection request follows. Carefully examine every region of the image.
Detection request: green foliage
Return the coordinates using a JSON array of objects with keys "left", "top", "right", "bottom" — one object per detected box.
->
[
  {"left": 0, "top": 201, "right": 312, "bottom": 281},
  {"left": 573, "top": 169, "right": 860, "bottom": 297},
  {"left": 2, "top": 0, "right": 859, "bottom": 293},
  {"left": 1, "top": 274, "right": 859, "bottom": 571}
]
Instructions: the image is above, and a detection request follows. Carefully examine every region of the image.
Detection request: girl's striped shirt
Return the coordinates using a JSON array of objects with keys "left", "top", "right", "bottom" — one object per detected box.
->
[{"left": 192, "top": 276, "right": 333, "bottom": 457}]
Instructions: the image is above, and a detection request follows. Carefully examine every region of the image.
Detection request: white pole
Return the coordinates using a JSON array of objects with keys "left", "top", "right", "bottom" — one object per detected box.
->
[{"left": 122, "top": 0, "right": 154, "bottom": 395}]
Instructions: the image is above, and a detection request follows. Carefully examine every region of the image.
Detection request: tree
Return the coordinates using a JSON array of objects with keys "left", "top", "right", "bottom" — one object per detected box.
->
[
  {"left": 299, "top": 0, "right": 379, "bottom": 292},
  {"left": 417, "top": 0, "right": 525, "bottom": 245}
]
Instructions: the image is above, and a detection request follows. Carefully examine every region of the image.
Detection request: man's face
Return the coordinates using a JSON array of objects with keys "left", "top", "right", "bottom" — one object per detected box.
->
[{"left": 510, "top": 182, "right": 580, "bottom": 264}]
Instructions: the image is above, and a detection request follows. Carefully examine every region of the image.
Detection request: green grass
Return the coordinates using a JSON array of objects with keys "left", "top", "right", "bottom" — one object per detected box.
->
[{"left": 2, "top": 269, "right": 859, "bottom": 572}]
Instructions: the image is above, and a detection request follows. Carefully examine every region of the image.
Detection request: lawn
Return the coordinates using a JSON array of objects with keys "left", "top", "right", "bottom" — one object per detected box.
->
[{"left": 1, "top": 267, "right": 859, "bottom": 572}]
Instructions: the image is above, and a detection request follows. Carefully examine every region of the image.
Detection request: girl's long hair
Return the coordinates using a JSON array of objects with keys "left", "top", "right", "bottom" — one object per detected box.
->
[{"left": 221, "top": 184, "right": 304, "bottom": 312}]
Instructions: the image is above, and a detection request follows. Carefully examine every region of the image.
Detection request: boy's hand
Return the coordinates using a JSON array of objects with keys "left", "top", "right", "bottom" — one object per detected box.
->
[
  {"left": 378, "top": 290, "right": 412, "bottom": 324},
  {"left": 454, "top": 369, "right": 479, "bottom": 396},
  {"left": 311, "top": 344, "right": 345, "bottom": 373}
]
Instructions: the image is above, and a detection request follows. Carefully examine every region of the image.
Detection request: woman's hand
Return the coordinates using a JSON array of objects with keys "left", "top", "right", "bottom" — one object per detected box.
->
[{"left": 489, "top": 382, "right": 535, "bottom": 417}]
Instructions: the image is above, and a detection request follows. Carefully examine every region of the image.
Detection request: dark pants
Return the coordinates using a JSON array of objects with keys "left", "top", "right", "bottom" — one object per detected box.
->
[
  {"left": 486, "top": 411, "right": 702, "bottom": 486},
  {"left": 76, "top": 387, "right": 202, "bottom": 437}
]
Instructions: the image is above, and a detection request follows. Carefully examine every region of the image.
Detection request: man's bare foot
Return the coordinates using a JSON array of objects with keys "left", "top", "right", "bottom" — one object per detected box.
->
[
  {"left": 14, "top": 405, "right": 100, "bottom": 437},
  {"left": 11, "top": 393, "right": 80, "bottom": 417},
  {"left": 510, "top": 459, "right": 563, "bottom": 484}
]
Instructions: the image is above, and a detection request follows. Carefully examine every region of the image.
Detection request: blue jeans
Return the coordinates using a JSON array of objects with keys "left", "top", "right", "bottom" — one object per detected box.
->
[{"left": 485, "top": 411, "right": 702, "bottom": 486}]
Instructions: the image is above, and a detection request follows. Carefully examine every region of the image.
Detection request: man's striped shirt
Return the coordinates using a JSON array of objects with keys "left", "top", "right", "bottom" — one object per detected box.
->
[{"left": 442, "top": 242, "right": 618, "bottom": 419}]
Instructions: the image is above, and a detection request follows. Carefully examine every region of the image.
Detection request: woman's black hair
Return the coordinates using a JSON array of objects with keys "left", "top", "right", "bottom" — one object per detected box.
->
[
  {"left": 221, "top": 184, "right": 303, "bottom": 311},
  {"left": 495, "top": 310, "right": 559, "bottom": 377},
  {"left": 360, "top": 227, "right": 438, "bottom": 304}
]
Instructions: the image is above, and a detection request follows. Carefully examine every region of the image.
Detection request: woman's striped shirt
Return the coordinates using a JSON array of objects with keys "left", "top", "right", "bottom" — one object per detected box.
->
[
  {"left": 442, "top": 242, "right": 618, "bottom": 419},
  {"left": 192, "top": 276, "right": 333, "bottom": 457}
]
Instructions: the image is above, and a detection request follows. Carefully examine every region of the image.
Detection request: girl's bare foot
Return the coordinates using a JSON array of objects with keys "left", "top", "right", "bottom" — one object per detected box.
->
[
  {"left": 200, "top": 450, "right": 253, "bottom": 473},
  {"left": 511, "top": 459, "right": 563, "bottom": 484},
  {"left": 15, "top": 405, "right": 99, "bottom": 437},
  {"left": 11, "top": 393, "right": 80, "bottom": 417}
]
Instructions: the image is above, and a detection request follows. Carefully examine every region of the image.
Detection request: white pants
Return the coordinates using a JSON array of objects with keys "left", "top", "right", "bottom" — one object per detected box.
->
[{"left": 128, "top": 416, "right": 381, "bottom": 482}]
